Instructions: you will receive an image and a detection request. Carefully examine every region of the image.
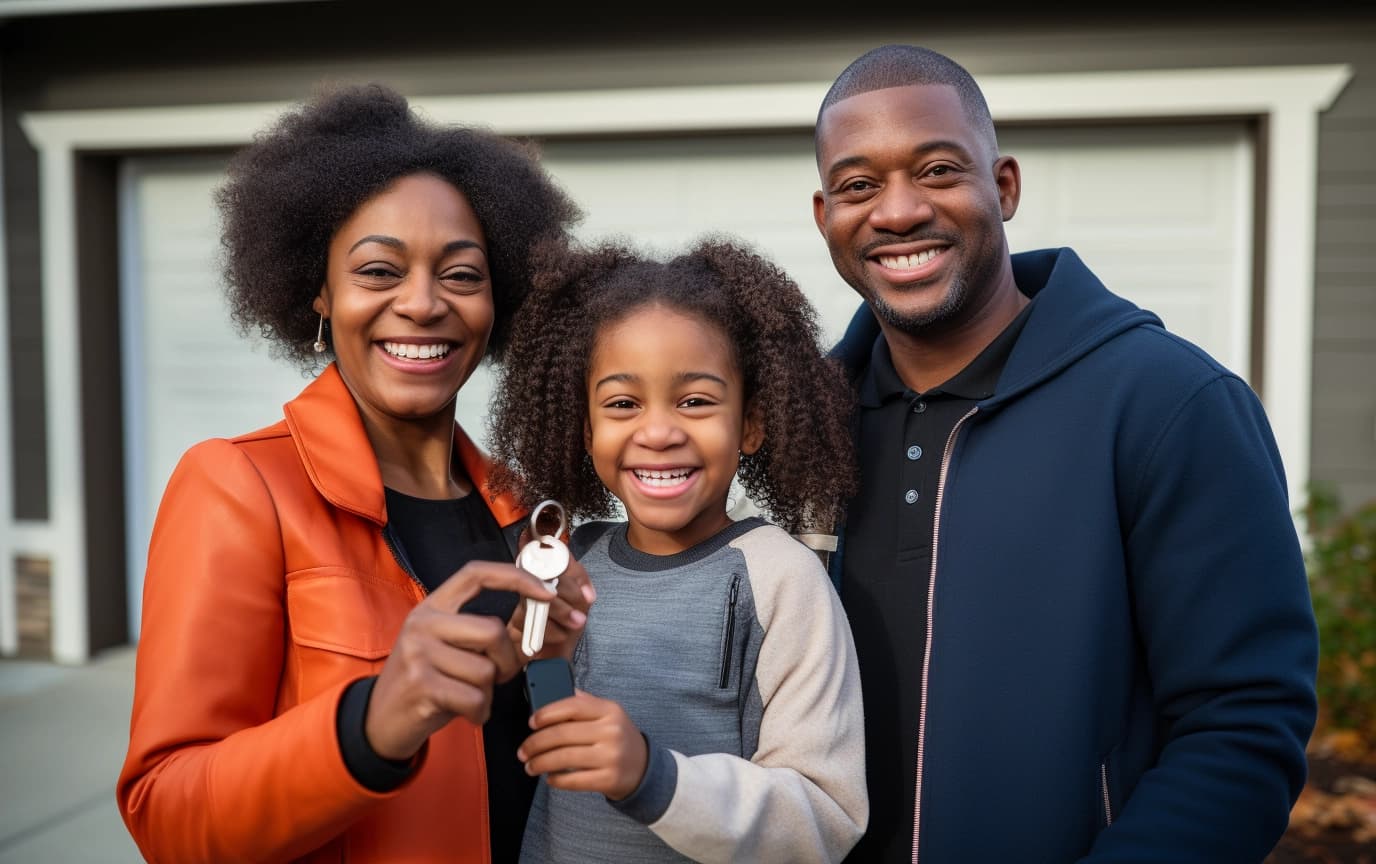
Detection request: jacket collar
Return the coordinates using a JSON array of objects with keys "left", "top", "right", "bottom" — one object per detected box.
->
[{"left": 282, "top": 363, "right": 526, "bottom": 528}]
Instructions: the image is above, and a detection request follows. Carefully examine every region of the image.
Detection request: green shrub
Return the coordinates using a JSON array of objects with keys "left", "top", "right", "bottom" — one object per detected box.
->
[{"left": 1305, "top": 486, "right": 1376, "bottom": 740}]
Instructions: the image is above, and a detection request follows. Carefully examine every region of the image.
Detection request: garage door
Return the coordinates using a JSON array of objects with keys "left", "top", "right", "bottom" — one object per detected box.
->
[{"left": 119, "top": 122, "right": 1252, "bottom": 635}]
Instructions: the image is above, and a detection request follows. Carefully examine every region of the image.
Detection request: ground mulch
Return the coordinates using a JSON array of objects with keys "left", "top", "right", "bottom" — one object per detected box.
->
[{"left": 1266, "top": 737, "right": 1376, "bottom": 864}]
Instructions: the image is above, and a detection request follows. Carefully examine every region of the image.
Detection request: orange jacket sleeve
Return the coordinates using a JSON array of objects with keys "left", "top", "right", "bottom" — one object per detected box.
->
[{"left": 116, "top": 439, "right": 399, "bottom": 863}]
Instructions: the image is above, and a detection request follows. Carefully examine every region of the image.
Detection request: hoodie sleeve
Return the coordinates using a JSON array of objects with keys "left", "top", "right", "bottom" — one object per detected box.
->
[
  {"left": 621, "top": 530, "right": 868, "bottom": 863},
  {"left": 116, "top": 439, "right": 401, "bottom": 863},
  {"left": 1083, "top": 374, "right": 1318, "bottom": 863}
]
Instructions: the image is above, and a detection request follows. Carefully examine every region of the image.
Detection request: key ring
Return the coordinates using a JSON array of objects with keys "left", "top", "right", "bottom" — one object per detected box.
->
[{"left": 529, "top": 499, "right": 568, "bottom": 543}]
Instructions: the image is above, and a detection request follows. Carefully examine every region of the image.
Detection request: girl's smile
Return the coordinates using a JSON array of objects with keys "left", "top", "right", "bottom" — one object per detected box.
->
[
  {"left": 627, "top": 465, "right": 701, "bottom": 497},
  {"left": 585, "top": 305, "right": 762, "bottom": 556}
]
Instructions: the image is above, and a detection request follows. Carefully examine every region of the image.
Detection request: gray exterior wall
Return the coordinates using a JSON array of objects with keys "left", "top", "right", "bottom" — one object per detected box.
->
[{"left": 2, "top": 2, "right": 1374, "bottom": 512}]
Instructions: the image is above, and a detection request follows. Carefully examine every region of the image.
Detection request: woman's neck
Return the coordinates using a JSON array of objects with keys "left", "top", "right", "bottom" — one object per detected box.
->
[{"left": 358, "top": 405, "right": 468, "bottom": 500}]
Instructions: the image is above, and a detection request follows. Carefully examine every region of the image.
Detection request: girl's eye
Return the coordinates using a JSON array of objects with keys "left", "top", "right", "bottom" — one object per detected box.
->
[
  {"left": 679, "top": 396, "right": 716, "bottom": 409},
  {"left": 606, "top": 399, "right": 638, "bottom": 411}
]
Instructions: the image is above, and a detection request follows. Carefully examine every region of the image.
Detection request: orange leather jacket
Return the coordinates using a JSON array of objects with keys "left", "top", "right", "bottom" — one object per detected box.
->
[{"left": 117, "top": 364, "right": 526, "bottom": 863}]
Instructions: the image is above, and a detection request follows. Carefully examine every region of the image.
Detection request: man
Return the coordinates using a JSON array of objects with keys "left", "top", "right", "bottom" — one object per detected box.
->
[{"left": 813, "top": 44, "right": 1318, "bottom": 863}]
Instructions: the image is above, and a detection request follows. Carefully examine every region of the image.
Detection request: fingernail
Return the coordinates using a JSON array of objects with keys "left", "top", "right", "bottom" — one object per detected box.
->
[
  {"left": 583, "top": 585, "right": 596, "bottom": 604},
  {"left": 570, "top": 610, "right": 587, "bottom": 627}
]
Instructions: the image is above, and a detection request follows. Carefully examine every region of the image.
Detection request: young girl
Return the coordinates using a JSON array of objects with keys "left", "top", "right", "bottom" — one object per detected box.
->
[{"left": 488, "top": 237, "right": 867, "bottom": 863}]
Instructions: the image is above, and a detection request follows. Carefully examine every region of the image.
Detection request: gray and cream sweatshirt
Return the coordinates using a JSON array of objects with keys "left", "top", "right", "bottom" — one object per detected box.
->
[{"left": 519, "top": 517, "right": 867, "bottom": 864}]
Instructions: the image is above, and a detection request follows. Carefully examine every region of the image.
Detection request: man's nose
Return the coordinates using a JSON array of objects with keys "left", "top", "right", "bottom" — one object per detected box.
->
[{"left": 868, "top": 180, "right": 935, "bottom": 234}]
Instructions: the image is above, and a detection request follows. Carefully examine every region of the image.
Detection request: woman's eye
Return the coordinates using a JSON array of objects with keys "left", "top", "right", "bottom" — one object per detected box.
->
[{"left": 358, "top": 266, "right": 398, "bottom": 278}]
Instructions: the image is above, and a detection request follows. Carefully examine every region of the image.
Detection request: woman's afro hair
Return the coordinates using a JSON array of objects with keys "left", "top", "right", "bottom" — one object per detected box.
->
[
  {"left": 488, "top": 235, "right": 858, "bottom": 534},
  {"left": 215, "top": 81, "right": 581, "bottom": 369}
]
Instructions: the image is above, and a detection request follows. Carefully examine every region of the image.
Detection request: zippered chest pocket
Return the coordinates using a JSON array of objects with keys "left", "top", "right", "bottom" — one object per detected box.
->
[{"left": 717, "top": 572, "right": 743, "bottom": 689}]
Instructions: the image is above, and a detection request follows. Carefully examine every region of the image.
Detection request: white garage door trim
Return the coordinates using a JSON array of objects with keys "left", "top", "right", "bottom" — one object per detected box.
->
[{"left": 11, "top": 64, "right": 1353, "bottom": 661}]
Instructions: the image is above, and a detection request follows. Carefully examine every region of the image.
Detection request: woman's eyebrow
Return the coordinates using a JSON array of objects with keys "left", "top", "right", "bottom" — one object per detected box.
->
[{"left": 348, "top": 234, "right": 403, "bottom": 254}]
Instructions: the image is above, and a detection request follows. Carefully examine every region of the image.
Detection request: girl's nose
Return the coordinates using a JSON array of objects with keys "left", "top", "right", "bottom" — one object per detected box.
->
[{"left": 633, "top": 409, "right": 688, "bottom": 449}]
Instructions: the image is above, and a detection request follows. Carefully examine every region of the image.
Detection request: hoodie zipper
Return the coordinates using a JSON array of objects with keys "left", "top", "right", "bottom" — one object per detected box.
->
[
  {"left": 1100, "top": 761, "right": 1114, "bottom": 827},
  {"left": 912, "top": 406, "right": 977, "bottom": 864},
  {"left": 718, "top": 573, "right": 742, "bottom": 689}
]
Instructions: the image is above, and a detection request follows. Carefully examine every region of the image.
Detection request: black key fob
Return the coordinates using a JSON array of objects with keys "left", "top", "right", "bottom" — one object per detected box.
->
[{"left": 524, "top": 656, "right": 575, "bottom": 714}]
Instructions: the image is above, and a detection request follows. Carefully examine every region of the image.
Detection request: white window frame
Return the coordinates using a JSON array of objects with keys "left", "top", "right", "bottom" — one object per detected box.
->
[{"left": 7, "top": 64, "right": 1352, "bottom": 661}]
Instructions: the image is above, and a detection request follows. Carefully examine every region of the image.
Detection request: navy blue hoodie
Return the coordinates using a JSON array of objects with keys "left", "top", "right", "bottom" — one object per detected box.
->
[{"left": 830, "top": 247, "right": 1318, "bottom": 863}]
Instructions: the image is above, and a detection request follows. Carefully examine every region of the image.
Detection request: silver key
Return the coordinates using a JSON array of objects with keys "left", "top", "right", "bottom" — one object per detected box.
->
[{"left": 518, "top": 501, "right": 570, "bottom": 657}]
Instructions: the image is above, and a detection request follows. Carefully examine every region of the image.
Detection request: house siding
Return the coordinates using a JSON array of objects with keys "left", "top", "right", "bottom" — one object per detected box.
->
[
  {"left": 3, "top": 110, "right": 46, "bottom": 521},
  {"left": 1, "top": 7, "right": 1373, "bottom": 518}
]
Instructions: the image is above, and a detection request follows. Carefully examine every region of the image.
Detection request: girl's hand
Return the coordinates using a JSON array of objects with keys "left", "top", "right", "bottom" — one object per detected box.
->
[
  {"left": 506, "top": 530, "right": 596, "bottom": 661},
  {"left": 365, "top": 561, "right": 558, "bottom": 761},
  {"left": 517, "top": 691, "right": 649, "bottom": 801}
]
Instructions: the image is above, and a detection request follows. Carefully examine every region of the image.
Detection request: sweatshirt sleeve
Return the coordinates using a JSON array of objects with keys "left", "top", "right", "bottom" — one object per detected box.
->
[
  {"left": 1083, "top": 374, "right": 1318, "bottom": 863},
  {"left": 116, "top": 439, "right": 403, "bottom": 863},
  {"left": 633, "top": 530, "right": 868, "bottom": 864}
]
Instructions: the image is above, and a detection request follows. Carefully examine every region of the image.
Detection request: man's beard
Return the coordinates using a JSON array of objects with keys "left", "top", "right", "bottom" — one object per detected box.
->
[{"left": 868, "top": 272, "right": 968, "bottom": 336}]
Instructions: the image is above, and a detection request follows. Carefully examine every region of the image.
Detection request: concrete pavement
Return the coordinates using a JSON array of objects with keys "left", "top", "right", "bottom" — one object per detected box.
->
[{"left": 0, "top": 646, "right": 143, "bottom": 863}]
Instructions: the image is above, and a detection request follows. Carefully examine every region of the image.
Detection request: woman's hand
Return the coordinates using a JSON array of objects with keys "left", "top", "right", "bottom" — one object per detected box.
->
[
  {"left": 506, "top": 531, "right": 596, "bottom": 662},
  {"left": 517, "top": 692, "right": 649, "bottom": 801},
  {"left": 365, "top": 560, "right": 558, "bottom": 761}
]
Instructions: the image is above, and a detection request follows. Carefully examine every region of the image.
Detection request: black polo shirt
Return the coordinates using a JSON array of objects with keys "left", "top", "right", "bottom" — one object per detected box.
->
[{"left": 840, "top": 301, "right": 1033, "bottom": 864}]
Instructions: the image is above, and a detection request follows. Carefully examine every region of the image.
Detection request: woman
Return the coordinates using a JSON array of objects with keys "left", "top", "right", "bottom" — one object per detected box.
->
[{"left": 116, "top": 83, "right": 591, "bottom": 864}]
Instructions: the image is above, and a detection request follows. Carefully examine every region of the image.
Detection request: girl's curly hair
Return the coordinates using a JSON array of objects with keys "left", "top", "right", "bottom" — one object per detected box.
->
[
  {"left": 488, "top": 235, "right": 858, "bottom": 534},
  {"left": 215, "top": 82, "right": 581, "bottom": 369}
]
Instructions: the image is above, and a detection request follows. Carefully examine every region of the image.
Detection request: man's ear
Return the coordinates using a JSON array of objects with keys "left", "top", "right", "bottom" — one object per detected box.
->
[
  {"left": 741, "top": 403, "right": 765, "bottom": 456},
  {"left": 993, "top": 155, "right": 1021, "bottom": 222}
]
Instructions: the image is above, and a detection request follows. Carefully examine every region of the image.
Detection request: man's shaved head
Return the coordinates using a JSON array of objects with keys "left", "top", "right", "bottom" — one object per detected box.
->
[{"left": 816, "top": 44, "right": 998, "bottom": 160}]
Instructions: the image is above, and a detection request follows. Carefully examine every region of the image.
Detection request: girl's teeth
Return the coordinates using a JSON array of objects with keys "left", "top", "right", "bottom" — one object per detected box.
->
[{"left": 634, "top": 469, "right": 692, "bottom": 487}]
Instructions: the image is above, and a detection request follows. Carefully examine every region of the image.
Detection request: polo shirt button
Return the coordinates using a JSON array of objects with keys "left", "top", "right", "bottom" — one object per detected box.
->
[
  {"left": 906, "top": 445, "right": 922, "bottom": 460},
  {"left": 912, "top": 401, "right": 927, "bottom": 414},
  {"left": 904, "top": 489, "right": 919, "bottom": 504}
]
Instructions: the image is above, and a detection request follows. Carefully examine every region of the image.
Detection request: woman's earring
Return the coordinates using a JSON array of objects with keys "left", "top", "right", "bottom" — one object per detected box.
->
[{"left": 313, "top": 314, "right": 327, "bottom": 354}]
